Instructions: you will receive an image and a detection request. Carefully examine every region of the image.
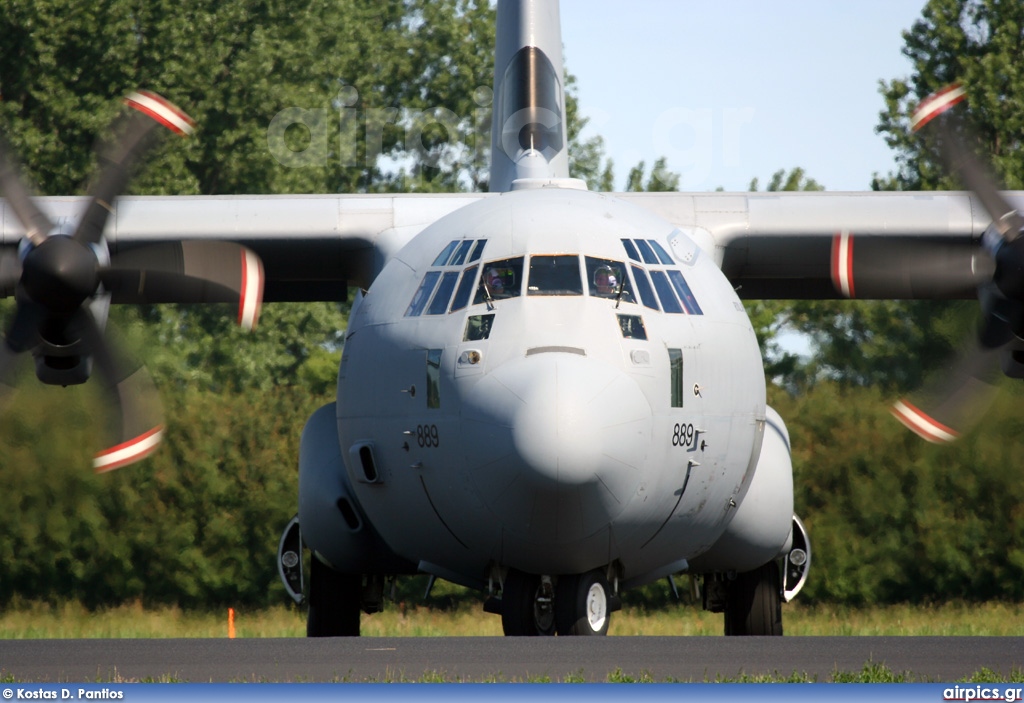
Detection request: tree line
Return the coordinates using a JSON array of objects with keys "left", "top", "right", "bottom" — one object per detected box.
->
[{"left": 1, "top": 0, "right": 1023, "bottom": 609}]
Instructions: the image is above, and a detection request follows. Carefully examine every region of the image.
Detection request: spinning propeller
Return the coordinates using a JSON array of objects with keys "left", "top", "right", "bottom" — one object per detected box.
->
[
  {"left": 891, "top": 84, "right": 1024, "bottom": 442},
  {"left": 0, "top": 91, "right": 264, "bottom": 471}
]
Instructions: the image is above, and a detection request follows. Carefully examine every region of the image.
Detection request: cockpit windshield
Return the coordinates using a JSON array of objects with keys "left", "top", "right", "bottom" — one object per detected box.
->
[
  {"left": 527, "top": 255, "right": 582, "bottom": 296},
  {"left": 497, "top": 47, "right": 565, "bottom": 162}
]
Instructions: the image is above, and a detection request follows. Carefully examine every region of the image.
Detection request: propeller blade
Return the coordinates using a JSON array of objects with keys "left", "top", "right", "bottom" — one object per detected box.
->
[
  {"left": 73, "top": 91, "right": 194, "bottom": 246},
  {"left": 913, "top": 83, "right": 1024, "bottom": 242},
  {"left": 0, "top": 251, "right": 23, "bottom": 297},
  {"left": 76, "top": 309, "right": 164, "bottom": 473},
  {"left": 0, "top": 134, "right": 54, "bottom": 246},
  {"left": 0, "top": 335, "right": 24, "bottom": 406},
  {"left": 893, "top": 84, "right": 1024, "bottom": 442},
  {"left": 891, "top": 338, "right": 1003, "bottom": 443},
  {"left": 4, "top": 297, "right": 45, "bottom": 353},
  {"left": 102, "top": 242, "right": 264, "bottom": 330}
]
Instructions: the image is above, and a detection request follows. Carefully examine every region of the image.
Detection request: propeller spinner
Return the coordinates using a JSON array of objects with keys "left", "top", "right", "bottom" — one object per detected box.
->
[
  {"left": 0, "top": 91, "right": 264, "bottom": 471},
  {"left": 891, "top": 83, "right": 1023, "bottom": 442}
]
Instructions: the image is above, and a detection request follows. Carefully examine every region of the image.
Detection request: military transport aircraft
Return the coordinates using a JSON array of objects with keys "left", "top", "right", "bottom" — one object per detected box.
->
[{"left": 1, "top": 0, "right": 1021, "bottom": 637}]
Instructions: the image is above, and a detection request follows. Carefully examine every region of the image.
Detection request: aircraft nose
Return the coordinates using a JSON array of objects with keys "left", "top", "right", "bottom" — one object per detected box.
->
[{"left": 462, "top": 352, "right": 652, "bottom": 542}]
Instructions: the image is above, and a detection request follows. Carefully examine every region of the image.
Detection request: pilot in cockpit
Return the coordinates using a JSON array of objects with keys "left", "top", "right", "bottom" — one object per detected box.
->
[
  {"left": 486, "top": 268, "right": 505, "bottom": 296},
  {"left": 594, "top": 266, "right": 617, "bottom": 297}
]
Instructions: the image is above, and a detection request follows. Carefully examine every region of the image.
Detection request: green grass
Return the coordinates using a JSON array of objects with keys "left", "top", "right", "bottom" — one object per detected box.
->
[{"left": 2, "top": 598, "right": 1024, "bottom": 638}]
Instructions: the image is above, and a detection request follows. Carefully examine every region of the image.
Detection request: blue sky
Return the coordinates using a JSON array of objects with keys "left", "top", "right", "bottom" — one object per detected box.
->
[{"left": 559, "top": 0, "right": 928, "bottom": 192}]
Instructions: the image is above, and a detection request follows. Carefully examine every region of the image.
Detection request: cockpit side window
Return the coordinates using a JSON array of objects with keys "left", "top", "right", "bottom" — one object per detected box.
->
[
  {"left": 450, "top": 265, "right": 479, "bottom": 313},
  {"left": 585, "top": 256, "right": 635, "bottom": 302},
  {"left": 649, "top": 270, "right": 684, "bottom": 313},
  {"left": 450, "top": 240, "right": 474, "bottom": 266},
  {"left": 527, "top": 255, "right": 583, "bottom": 296},
  {"left": 649, "top": 240, "right": 675, "bottom": 265},
  {"left": 630, "top": 265, "right": 660, "bottom": 310},
  {"left": 621, "top": 239, "right": 641, "bottom": 262},
  {"left": 432, "top": 241, "right": 460, "bottom": 267},
  {"left": 468, "top": 239, "right": 487, "bottom": 263},
  {"left": 474, "top": 257, "right": 524, "bottom": 305},
  {"left": 406, "top": 271, "right": 441, "bottom": 316},
  {"left": 426, "top": 271, "right": 460, "bottom": 315},
  {"left": 668, "top": 270, "right": 703, "bottom": 315},
  {"left": 634, "top": 239, "right": 660, "bottom": 265}
]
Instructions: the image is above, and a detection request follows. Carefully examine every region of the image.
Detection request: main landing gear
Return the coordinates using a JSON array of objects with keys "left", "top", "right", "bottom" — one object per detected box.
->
[{"left": 496, "top": 569, "right": 619, "bottom": 636}]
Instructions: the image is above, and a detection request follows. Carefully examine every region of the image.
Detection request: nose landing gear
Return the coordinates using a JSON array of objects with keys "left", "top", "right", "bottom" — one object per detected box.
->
[
  {"left": 497, "top": 568, "right": 620, "bottom": 636},
  {"left": 500, "top": 570, "right": 556, "bottom": 635}
]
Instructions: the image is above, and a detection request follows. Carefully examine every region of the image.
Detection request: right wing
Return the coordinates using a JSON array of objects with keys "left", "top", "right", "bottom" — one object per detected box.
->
[{"left": 616, "top": 190, "right": 1011, "bottom": 300}]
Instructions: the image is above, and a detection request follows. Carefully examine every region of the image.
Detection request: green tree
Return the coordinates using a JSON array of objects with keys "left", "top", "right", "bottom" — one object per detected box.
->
[
  {"left": 794, "top": 0, "right": 1024, "bottom": 391},
  {"left": 0, "top": 0, "right": 498, "bottom": 197},
  {"left": 874, "top": 0, "right": 1024, "bottom": 192},
  {"left": 625, "top": 157, "right": 680, "bottom": 192}
]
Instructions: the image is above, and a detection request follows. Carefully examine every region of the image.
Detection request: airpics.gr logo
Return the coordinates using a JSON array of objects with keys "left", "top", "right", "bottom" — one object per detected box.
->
[{"left": 943, "top": 686, "right": 1024, "bottom": 702}]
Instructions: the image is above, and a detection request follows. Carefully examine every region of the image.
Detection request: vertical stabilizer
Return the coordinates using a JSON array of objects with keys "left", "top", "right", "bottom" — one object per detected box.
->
[{"left": 489, "top": 0, "right": 570, "bottom": 192}]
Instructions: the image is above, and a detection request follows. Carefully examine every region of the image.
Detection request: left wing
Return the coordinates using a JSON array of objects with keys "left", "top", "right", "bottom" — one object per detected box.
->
[{"left": 2, "top": 193, "right": 491, "bottom": 302}]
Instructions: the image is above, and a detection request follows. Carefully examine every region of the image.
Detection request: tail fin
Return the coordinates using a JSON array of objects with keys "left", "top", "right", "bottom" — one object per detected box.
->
[{"left": 489, "top": 0, "right": 570, "bottom": 191}]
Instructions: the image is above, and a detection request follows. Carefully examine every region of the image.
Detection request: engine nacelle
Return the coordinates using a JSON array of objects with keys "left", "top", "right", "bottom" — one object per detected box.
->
[
  {"left": 688, "top": 405, "right": 794, "bottom": 573},
  {"left": 298, "top": 402, "right": 416, "bottom": 574}
]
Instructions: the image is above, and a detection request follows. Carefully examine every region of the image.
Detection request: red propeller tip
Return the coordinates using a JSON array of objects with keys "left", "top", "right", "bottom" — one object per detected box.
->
[
  {"left": 238, "top": 249, "right": 264, "bottom": 331},
  {"left": 890, "top": 399, "right": 959, "bottom": 444},
  {"left": 124, "top": 91, "right": 195, "bottom": 137},
  {"left": 93, "top": 425, "right": 165, "bottom": 473},
  {"left": 910, "top": 83, "right": 966, "bottom": 133}
]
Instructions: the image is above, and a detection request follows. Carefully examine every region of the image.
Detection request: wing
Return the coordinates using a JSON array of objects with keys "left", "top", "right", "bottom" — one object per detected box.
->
[
  {"left": 616, "top": 190, "right": 1018, "bottom": 300},
  {"left": 2, "top": 193, "right": 491, "bottom": 302}
]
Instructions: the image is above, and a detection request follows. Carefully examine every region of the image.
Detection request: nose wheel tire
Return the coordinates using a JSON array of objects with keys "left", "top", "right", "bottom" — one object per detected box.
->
[
  {"left": 501, "top": 569, "right": 556, "bottom": 636},
  {"left": 555, "top": 569, "right": 610, "bottom": 636}
]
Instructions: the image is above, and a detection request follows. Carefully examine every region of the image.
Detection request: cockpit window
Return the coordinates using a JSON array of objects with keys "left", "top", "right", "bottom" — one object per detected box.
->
[
  {"left": 649, "top": 270, "right": 684, "bottom": 313},
  {"left": 450, "top": 240, "right": 475, "bottom": 266},
  {"left": 617, "top": 314, "right": 647, "bottom": 340},
  {"left": 621, "top": 239, "right": 641, "bottom": 262},
  {"left": 464, "top": 314, "right": 494, "bottom": 341},
  {"left": 474, "top": 257, "right": 524, "bottom": 305},
  {"left": 468, "top": 239, "right": 487, "bottom": 263},
  {"left": 449, "top": 265, "right": 479, "bottom": 312},
  {"left": 668, "top": 270, "right": 703, "bottom": 315},
  {"left": 585, "top": 256, "right": 635, "bottom": 303},
  {"left": 634, "top": 239, "right": 660, "bottom": 265},
  {"left": 426, "top": 271, "right": 460, "bottom": 315},
  {"left": 433, "top": 239, "right": 487, "bottom": 267},
  {"left": 528, "top": 255, "right": 583, "bottom": 296},
  {"left": 649, "top": 240, "right": 675, "bottom": 265},
  {"left": 631, "top": 265, "right": 660, "bottom": 310},
  {"left": 405, "top": 271, "right": 441, "bottom": 316},
  {"left": 432, "top": 241, "right": 460, "bottom": 267}
]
